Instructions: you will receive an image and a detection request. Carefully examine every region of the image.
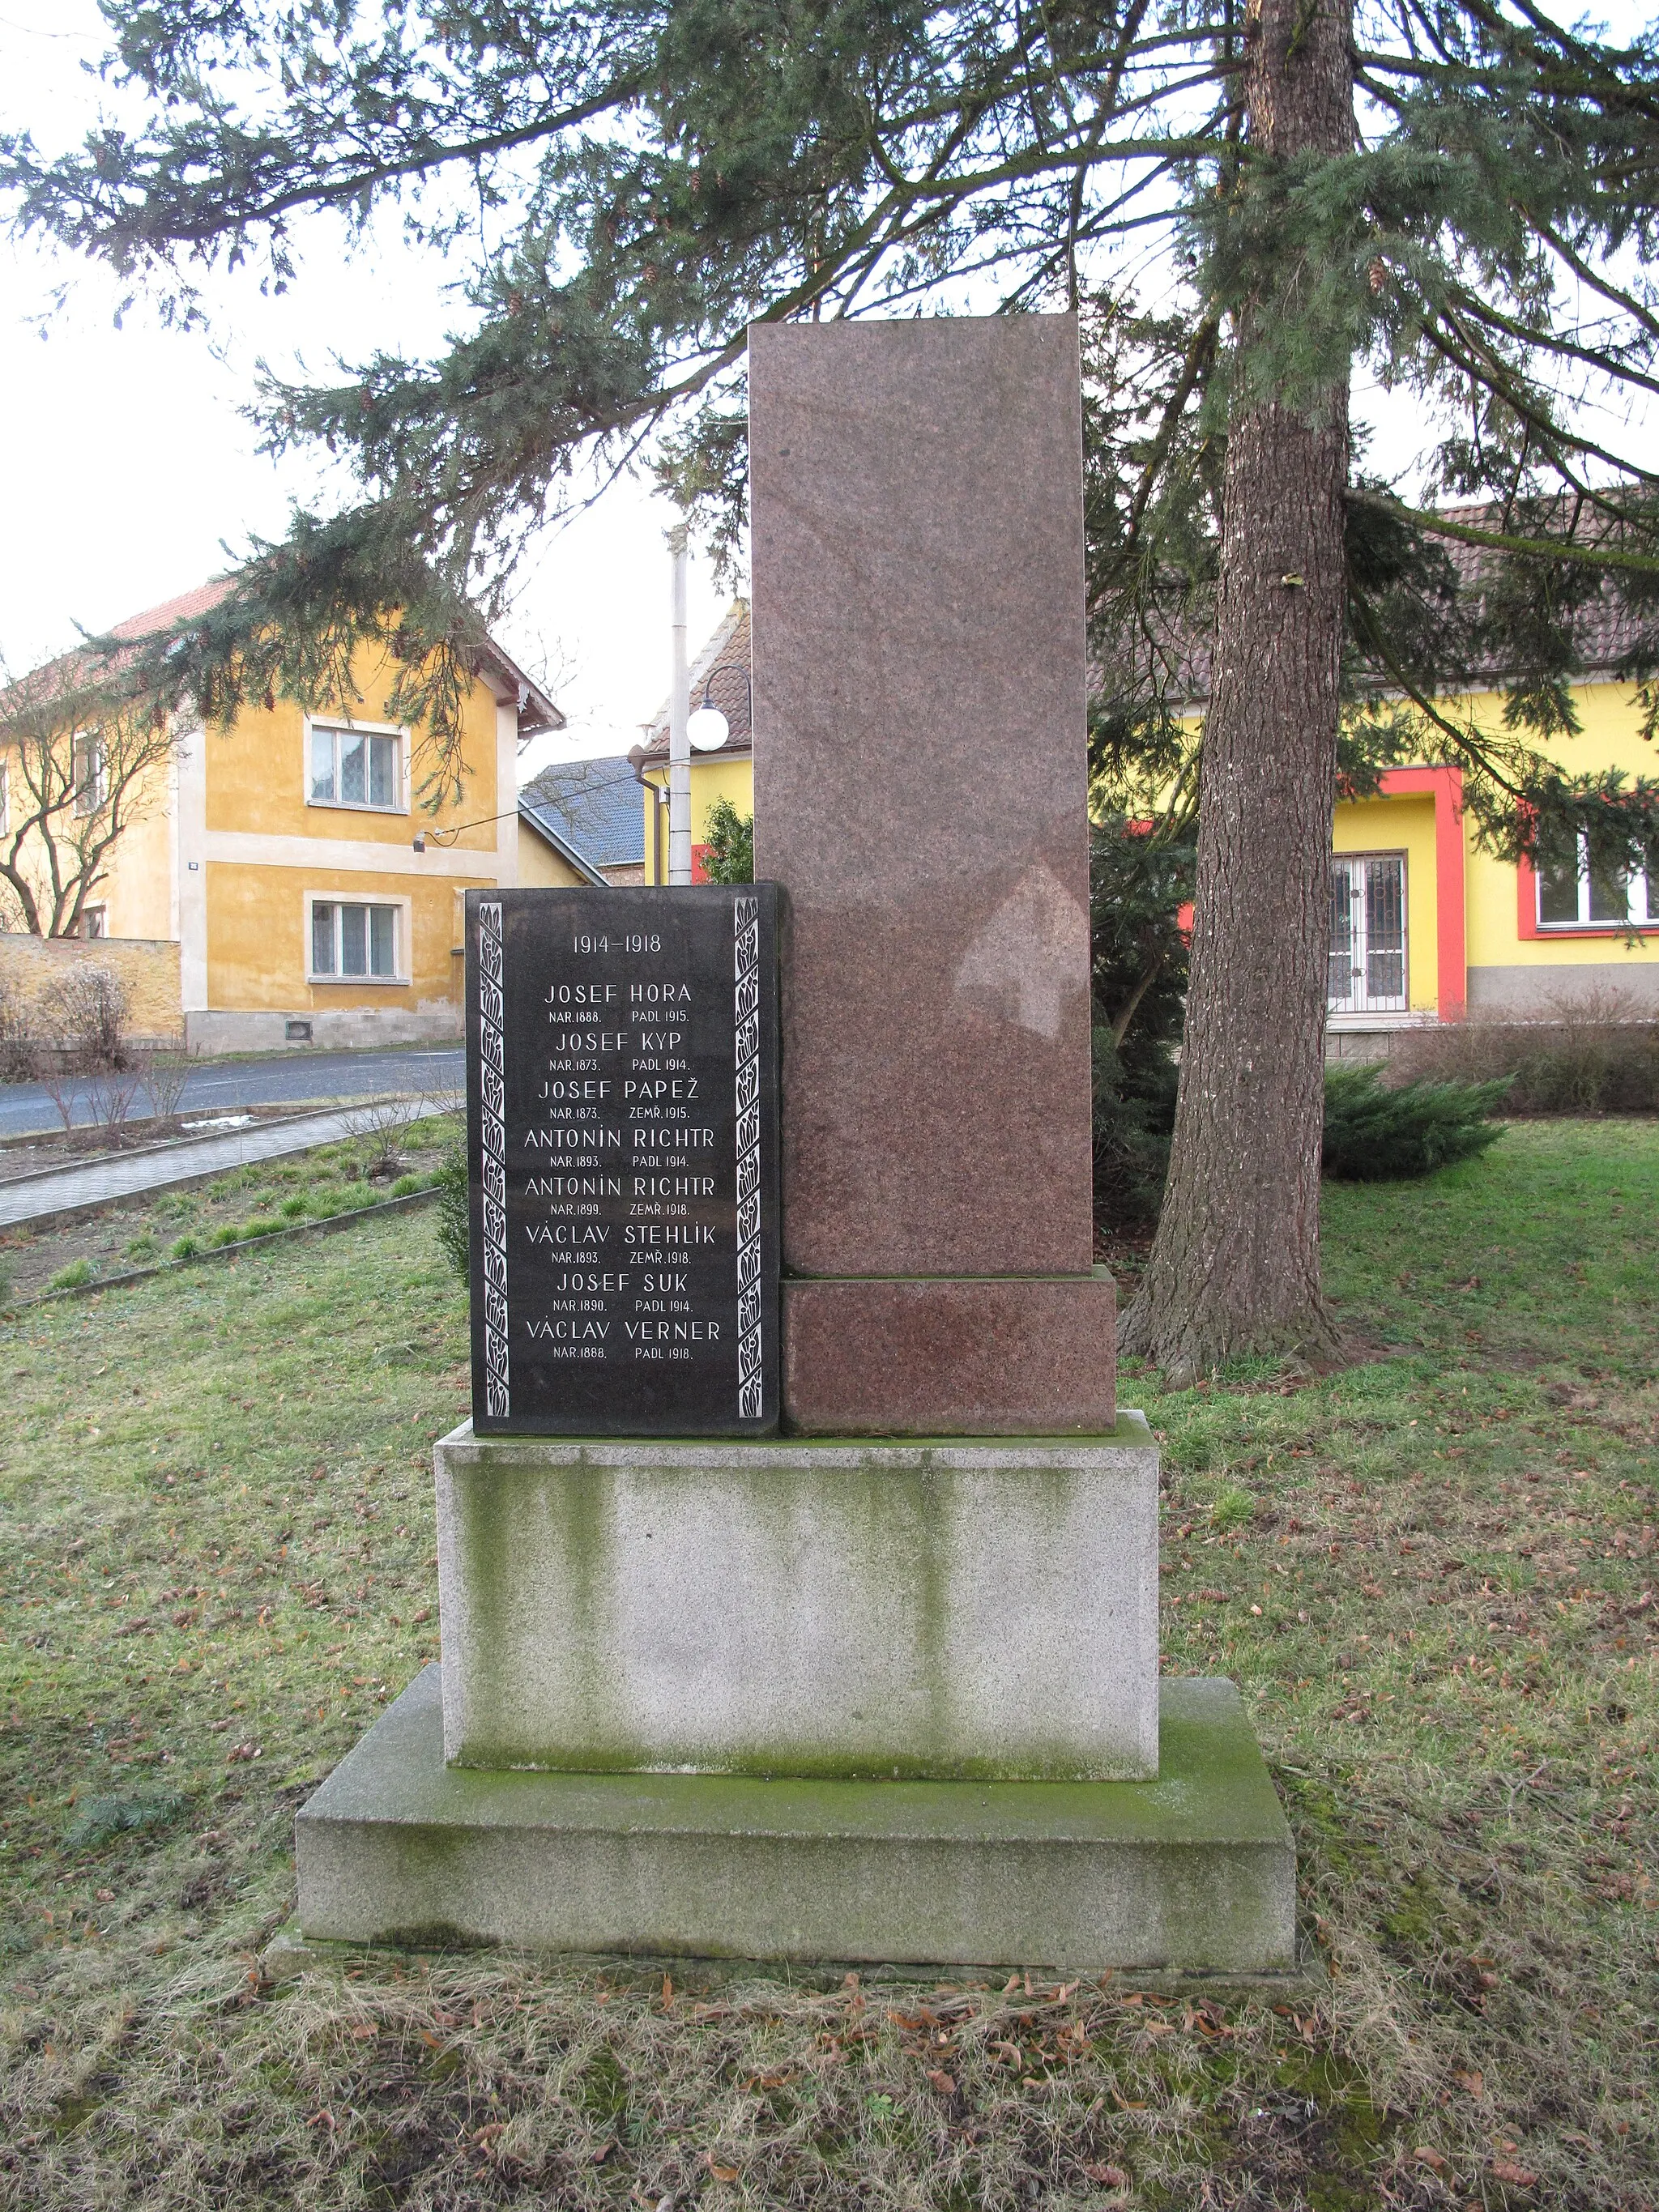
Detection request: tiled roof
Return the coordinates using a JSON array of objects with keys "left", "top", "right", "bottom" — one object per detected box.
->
[
  {"left": 519, "top": 757, "right": 646, "bottom": 869},
  {"left": 0, "top": 576, "right": 238, "bottom": 716},
  {"left": 107, "top": 578, "right": 237, "bottom": 640},
  {"left": 1145, "top": 501, "right": 1651, "bottom": 709},
  {"left": 1433, "top": 501, "right": 1648, "bottom": 675},
  {"left": 639, "top": 600, "right": 752, "bottom": 762}
]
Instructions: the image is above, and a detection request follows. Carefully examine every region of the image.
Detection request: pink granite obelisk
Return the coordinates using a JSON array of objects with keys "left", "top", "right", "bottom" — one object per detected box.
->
[{"left": 749, "top": 313, "right": 1115, "bottom": 1434}]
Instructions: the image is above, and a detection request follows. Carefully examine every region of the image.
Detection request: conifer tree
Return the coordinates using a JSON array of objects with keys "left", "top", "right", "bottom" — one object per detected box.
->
[{"left": 6, "top": 0, "right": 1659, "bottom": 1371}]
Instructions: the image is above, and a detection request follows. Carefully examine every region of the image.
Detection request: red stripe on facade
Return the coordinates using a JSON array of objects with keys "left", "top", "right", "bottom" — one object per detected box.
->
[{"left": 1375, "top": 765, "right": 1466, "bottom": 1021}]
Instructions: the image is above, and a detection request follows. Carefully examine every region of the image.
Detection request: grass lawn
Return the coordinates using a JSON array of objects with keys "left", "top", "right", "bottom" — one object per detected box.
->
[
  {"left": 0, "top": 1114, "right": 458, "bottom": 1304},
  {"left": 0, "top": 1119, "right": 1653, "bottom": 2209}
]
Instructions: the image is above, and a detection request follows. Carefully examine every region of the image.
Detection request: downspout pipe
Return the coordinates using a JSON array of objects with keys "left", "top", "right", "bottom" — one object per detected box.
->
[{"left": 626, "top": 741, "right": 667, "bottom": 887}]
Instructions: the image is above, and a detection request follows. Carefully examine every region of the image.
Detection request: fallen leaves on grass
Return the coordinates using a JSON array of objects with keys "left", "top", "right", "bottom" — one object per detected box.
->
[{"left": 1492, "top": 2158, "right": 1539, "bottom": 2186}]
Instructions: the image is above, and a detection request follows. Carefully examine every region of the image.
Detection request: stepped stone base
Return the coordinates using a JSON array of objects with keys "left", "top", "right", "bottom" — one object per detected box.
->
[
  {"left": 435, "top": 1416, "right": 1159, "bottom": 1782},
  {"left": 294, "top": 1668, "right": 1295, "bottom": 1973}
]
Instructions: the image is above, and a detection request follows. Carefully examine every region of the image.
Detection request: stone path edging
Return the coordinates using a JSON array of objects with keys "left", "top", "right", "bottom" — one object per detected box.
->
[
  {"left": 0, "top": 1097, "right": 449, "bottom": 1233},
  {"left": 0, "top": 1102, "right": 328, "bottom": 1178},
  {"left": 9, "top": 1184, "right": 441, "bottom": 1311}
]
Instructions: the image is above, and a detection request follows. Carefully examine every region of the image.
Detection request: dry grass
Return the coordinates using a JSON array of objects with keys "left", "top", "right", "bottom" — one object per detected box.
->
[{"left": 0, "top": 1120, "right": 1654, "bottom": 2209}]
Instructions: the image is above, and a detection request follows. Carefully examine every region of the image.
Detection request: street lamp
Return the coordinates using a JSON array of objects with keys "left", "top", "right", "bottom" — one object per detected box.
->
[
  {"left": 686, "top": 664, "right": 753, "bottom": 752},
  {"left": 687, "top": 702, "right": 727, "bottom": 751}
]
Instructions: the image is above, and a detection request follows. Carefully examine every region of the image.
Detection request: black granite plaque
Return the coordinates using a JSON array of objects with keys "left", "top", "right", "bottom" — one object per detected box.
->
[{"left": 465, "top": 885, "right": 780, "bottom": 1435}]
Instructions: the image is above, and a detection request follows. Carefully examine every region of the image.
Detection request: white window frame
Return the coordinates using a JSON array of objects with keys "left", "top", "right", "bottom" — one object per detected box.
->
[
  {"left": 304, "top": 716, "right": 409, "bottom": 816},
  {"left": 72, "top": 729, "right": 108, "bottom": 816},
  {"left": 305, "top": 893, "right": 411, "bottom": 986},
  {"left": 1329, "top": 850, "right": 1410, "bottom": 1016},
  {"left": 79, "top": 903, "right": 109, "bottom": 940},
  {"left": 1535, "top": 833, "right": 1655, "bottom": 929}
]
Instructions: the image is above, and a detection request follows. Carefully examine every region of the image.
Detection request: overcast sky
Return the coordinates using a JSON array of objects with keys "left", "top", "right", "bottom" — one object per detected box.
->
[{"left": 0, "top": 1, "right": 731, "bottom": 776}]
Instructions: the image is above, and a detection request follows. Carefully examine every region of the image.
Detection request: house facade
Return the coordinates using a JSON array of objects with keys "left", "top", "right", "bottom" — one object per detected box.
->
[
  {"left": 632, "top": 601, "right": 754, "bottom": 883},
  {"left": 1329, "top": 674, "right": 1658, "bottom": 1053},
  {"left": 1, "top": 580, "right": 571, "bottom": 1052},
  {"left": 638, "top": 601, "right": 1657, "bottom": 1045}
]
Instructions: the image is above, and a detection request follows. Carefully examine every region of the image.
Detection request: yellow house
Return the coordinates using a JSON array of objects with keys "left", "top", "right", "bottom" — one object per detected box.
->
[
  {"left": 1, "top": 578, "right": 583, "bottom": 1051},
  {"left": 636, "top": 596, "right": 1657, "bottom": 1046},
  {"left": 632, "top": 601, "right": 755, "bottom": 881}
]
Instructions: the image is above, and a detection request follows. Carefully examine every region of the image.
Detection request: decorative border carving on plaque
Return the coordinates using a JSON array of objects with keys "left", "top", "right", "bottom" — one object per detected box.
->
[
  {"left": 733, "top": 893, "right": 763, "bottom": 1421},
  {"left": 476, "top": 898, "right": 510, "bottom": 1419}
]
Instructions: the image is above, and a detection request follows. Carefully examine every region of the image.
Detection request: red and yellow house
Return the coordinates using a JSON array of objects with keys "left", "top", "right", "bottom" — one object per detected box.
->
[
  {"left": 642, "top": 597, "right": 1657, "bottom": 1048},
  {"left": 1330, "top": 671, "right": 1657, "bottom": 1051}
]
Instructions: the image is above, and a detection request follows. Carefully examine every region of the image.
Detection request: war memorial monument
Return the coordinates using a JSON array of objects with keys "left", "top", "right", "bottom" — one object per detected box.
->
[{"left": 292, "top": 313, "right": 1296, "bottom": 1974}]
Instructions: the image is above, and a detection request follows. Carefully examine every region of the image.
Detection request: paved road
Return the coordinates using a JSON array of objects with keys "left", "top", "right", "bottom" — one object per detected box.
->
[
  {"left": 0, "top": 1045, "right": 464, "bottom": 1140},
  {"left": 0, "top": 1097, "right": 450, "bottom": 1231}
]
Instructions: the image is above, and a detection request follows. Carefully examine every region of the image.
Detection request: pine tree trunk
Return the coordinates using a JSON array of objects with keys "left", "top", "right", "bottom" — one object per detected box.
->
[{"left": 1118, "top": 0, "right": 1353, "bottom": 1384}]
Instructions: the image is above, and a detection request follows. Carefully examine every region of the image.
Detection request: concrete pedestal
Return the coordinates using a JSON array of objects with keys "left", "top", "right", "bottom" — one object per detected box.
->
[
  {"left": 434, "top": 1418, "right": 1159, "bottom": 1781},
  {"left": 294, "top": 1667, "right": 1296, "bottom": 1973}
]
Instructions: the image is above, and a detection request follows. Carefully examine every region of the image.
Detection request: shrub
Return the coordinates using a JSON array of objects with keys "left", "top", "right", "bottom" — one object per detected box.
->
[
  {"left": 38, "top": 964, "right": 130, "bottom": 1070},
  {"left": 390, "top": 1173, "right": 420, "bottom": 1197},
  {"left": 84, "top": 1059, "right": 144, "bottom": 1139},
  {"left": 339, "top": 1093, "right": 419, "bottom": 1176},
  {"left": 1092, "top": 1026, "right": 1179, "bottom": 1224},
  {"left": 208, "top": 1224, "right": 241, "bottom": 1248},
  {"left": 169, "top": 1234, "right": 202, "bottom": 1259},
  {"left": 49, "top": 1258, "right": 95, "bottom": 1291},
  {"left": 279, "top": 1195, "right": 309, "bottom": 1220},
  {"left": 335, "top": 1180, "right": 374, "bottom": 1213},
  {"left": 1388, "top": 991, "right": 1659, "bottom": 1115},
  {"left": 436, "top": 1136, "right": 469, "bottom": 1283},
  {"left": 1089, "top": 816, "right": 1194, "bottom": 1230},
  {"left": 240, "top": 1215, "right": 284, "bottom": 1239},
  {"left": 700, "top": 795, "right": 755, "bottom": 884},
  {"left": 1322, "top": 1063, "right": 1511, "bottom": 1181},
  {"left": 138, "top": 1037, "right": 191, "bottom": 1123},
  {"left": 0, "top": 974, "right": 36, "bottom": 1083}
]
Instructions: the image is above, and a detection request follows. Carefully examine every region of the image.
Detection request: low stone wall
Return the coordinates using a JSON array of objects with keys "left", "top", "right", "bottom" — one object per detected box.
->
[
  {"left": 0, "top": 933, "right": 183, "bottom": 1046},
  {"left": 184, "top": 1004, "right": 463, "bottom": 1055}
]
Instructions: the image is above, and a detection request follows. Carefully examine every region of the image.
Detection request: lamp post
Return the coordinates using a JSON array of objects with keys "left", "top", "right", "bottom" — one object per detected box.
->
[
  {"left": 686, "top": 663, "right": 752, "bottom": 753},
  {"left": 666, "top": 524, "right": 692, "bottom": 885}
]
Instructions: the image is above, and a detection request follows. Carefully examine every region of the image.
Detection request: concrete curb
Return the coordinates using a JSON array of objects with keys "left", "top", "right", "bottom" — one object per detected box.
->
[
  {"left": 6, "top": 1183, "right": 442, "bottom": 1311},
  {"left": 0, "top": 1097, "right": 344, "bottom": 1185},
  {"left": 0, "top": 1097, "right": 454, "bottom": 1234}
]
